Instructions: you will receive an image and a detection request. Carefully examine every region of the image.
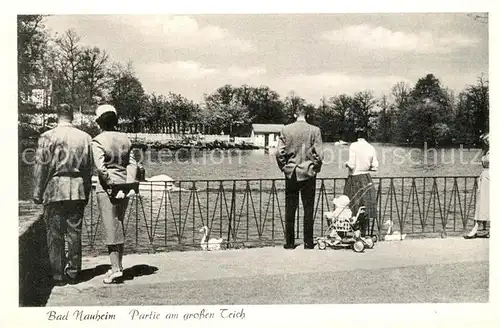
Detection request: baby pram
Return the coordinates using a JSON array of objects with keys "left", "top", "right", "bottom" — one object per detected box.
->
[{"left": 315, "top": 183, "right": 377, "bottom": 253}]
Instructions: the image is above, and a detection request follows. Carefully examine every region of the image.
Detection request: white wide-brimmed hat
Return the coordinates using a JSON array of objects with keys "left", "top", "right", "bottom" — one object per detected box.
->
[
  {"left": 95, "top": 104, "right": 117, "bottom": 121},
  {"left": 333, "top": 195, "right": 350, "bottom": 208}
]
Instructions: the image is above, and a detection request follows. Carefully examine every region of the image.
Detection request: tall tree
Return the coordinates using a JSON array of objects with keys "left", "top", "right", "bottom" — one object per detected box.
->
[
  {"left": 209, "top": 98, "right": 252, "bottom": 136},
  {"left": 245, "top": 86, "right": 285, "bottom": 124},
  {"left": 17, "top": 15, "right": 49, "bottom": 108},
  {"left": 375, "top": 95, "right": 397, "bottom": 143},
  {"left": 391, "top": 81, "right": 412, "bottom": 109},
  {"left": 110, "top": 71, "right": 146, "bottom": 132},
  {"left": 51, "top": 29, "right": 84, "bottom": 108},
  {"left": 328, "top": 94, "right": 352, "bottom": 141},
  {"left": 283, "top": 91, "right": 308, "bottom": 124},
  {"left": 398, "top": 74, "right": 453, "bottom": 145},
  {"left": 205, "top": 85, "right": 253, "bottom": 136},
  {"left": 205, "top": 84, "right": 235, "bottom": 107},
  {"left": 348, "top": 91, "right": 376, "bottom": 139},
  {"left": 167, "top": 92, "right": 201, "bottom": 133},
  {"left": 78, "top": 46, "right": 110, "bottom": 113},
  {"left": 313, "top": 97, "right": 337, "bottom": 141},
  {"left": 454, "top": 77, "right": 489, "bottom": 145}
]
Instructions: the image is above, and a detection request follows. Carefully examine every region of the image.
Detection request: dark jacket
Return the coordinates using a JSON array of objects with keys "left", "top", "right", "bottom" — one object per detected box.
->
[{"left": 276, "top": 120, "right": 323, "bottom": 181}]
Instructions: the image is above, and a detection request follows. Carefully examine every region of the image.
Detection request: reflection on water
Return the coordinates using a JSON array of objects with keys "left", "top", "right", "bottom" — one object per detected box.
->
[{"left": 18, "top": 143, "right": 483, "bottom": 201}]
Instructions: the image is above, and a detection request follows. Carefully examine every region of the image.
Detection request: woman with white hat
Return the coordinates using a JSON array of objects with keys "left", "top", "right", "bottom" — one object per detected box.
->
[
  {"left": 92, "top": 104, "right": 138, "bottom": 283},
  {"left": 465, "top": 132, "right": 490, "bottom": 239}
]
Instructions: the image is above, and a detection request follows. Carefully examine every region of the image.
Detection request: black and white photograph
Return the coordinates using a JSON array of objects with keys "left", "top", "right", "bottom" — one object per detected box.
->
[{"left": 10, "top": 4, "right": 496, "bottom": 325}]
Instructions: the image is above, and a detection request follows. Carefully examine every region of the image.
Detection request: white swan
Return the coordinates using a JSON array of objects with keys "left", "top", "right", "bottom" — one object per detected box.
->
[
  {"left": 199, "top": 226, "right": 223, "bottom": 251},
  {"left": 142, "top": 174, "right": 177, "bottom": 192},
  {"left": 383, "top": 219, "right": 407, "bottom": 241}
]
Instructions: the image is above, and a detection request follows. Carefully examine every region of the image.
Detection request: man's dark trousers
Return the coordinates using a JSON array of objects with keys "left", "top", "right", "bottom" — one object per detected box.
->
[
  {"left": 44, "top": 200, "right": 86, "bottom": 280},
  {"left": 285, "top": 172, "right": 316, "bottom": 248}
]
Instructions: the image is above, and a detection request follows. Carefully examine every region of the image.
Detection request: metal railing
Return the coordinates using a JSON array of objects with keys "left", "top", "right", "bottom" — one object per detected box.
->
[{"left": 82, "top": 176, "right": 479, "bottom": 254}]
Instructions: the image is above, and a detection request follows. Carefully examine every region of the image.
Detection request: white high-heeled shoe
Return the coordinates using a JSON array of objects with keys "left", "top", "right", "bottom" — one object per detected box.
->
[{"left": 103, "top": 270, "right": 123, "bottom": 284}]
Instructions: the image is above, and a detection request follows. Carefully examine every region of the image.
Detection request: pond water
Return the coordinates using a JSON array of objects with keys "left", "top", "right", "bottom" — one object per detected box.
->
[
  {"left": 18, "top": 142, "right": 484, "bottom": 253},
  {"left": 18, "top": 142, "right": 483, "bottom": 201}
]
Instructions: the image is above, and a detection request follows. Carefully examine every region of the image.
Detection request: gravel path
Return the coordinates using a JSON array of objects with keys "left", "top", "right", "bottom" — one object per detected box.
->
[{"left": 47, "top": 237, "right": 489, "bottom": 306}]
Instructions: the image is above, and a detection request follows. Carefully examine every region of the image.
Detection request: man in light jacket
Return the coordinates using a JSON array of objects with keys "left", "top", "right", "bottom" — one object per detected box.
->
[
  {"left": 276, "top": 106, "right": 323, "bottom": 249},
  {"left": 33, "top": 104, "right": 93, "bottom": 286}
]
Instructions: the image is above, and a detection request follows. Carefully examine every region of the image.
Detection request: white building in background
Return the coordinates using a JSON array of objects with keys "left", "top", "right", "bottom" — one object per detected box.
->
[{"left": 250, "top": 124, "right": 284, "bottom": 148}]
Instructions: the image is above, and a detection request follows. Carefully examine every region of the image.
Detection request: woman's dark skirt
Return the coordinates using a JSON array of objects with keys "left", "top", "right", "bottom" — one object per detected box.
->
[{"left": 343, "top": 173, "right": 377, "bottom": 234}]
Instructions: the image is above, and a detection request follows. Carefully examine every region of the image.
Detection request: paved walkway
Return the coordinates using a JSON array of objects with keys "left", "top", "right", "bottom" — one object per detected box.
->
[{"left": 46, "top": 237, "right": 489, "bottom": 306}]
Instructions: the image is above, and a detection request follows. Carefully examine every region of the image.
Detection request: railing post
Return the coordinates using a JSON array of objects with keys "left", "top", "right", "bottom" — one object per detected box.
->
[
  {"left": 164, "top": 185, "right": 167, "bottom": 248},
  {"left": 259, "top": 180, "right": 262, "bottom": 240},
  {"left": 320, "top": 179, "right": 325, "bottom": 235},
  {"left": 192, "top": 181, "right": 196, "bottom": 244},
  {"left": 246, "top": 181, "right": 250, "bottom": 241},
  {"left": 227, "top": 180, "right": 236, "bottom": 247},
  {"left": 378, "top": 178, "right": 383, "bottom": 240},
  {"left": 271, "top": 180, "right": 275, "bottom": 241},
  {"left": 401, "top": 177, "right": 404, "bottom": 239},
  {"left": 135, "top": 189, "right": 139, "bottom": 248}
]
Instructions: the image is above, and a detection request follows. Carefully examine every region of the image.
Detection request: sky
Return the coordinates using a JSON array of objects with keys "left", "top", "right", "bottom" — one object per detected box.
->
[{"left": 43, "top": 13, "right": 489, "bottom": 105}]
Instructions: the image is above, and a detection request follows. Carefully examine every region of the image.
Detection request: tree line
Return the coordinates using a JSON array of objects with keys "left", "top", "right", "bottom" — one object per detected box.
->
[{"left": 19, "top": 15, "right": 488, "bottom": 146}]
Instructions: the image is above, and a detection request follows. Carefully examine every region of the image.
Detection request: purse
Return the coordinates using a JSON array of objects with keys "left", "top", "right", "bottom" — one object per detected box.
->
[{"left": 105, "top": 182, "right": 140, "bottom": 199}]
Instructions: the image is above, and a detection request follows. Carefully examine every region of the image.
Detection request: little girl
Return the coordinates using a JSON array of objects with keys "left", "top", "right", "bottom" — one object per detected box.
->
[{"left": 325, "top": 195, "right": 353, "bottom": 244}]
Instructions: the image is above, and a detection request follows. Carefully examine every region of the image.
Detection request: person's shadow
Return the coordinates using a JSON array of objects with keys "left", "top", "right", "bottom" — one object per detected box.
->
[
  {"left": 72, "top": 264, "right": 158, "bottom": 285},
  {"left": 112, "top": 264, "right": 159, "bottom": 284},
  {"left": 73, "top": 264, "right": 112, "bottom": 283}
]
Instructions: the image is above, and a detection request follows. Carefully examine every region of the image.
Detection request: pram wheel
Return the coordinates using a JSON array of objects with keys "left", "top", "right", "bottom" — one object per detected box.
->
[
  {"left": 353, "top": 240, "right": 365, "bottom": 253},
  {"left": 364, "top": 237, "right": 374, "bottom": 249},
  {"left": 318, "top": 241, "right": 327, "bottom": 250}
]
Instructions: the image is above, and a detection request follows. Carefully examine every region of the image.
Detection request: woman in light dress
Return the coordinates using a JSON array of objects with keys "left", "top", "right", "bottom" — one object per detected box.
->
[{"left": 464, "top": 133, "right": 490, "bottom": 239}]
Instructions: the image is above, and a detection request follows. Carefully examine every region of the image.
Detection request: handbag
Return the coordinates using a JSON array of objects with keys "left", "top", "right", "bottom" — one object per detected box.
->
[{"left": 105, "top": 182, "right": 140, "bottom": 199}]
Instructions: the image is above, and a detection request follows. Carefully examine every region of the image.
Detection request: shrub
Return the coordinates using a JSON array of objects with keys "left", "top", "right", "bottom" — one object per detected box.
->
[{"left": 18, "top": 123, "right": 41, "bottom": 139}]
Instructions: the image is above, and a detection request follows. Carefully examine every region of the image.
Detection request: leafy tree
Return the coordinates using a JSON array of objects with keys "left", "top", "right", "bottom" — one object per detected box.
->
[
  {"left": 245, "top": 86, "right": 285, "bottom": 124},
  {"left": 78, "top": 47, "right": 110, "bottom": 113},
  {"left": 142, "top": 93, "right": 168, "bottom": 133},
  {"left": 205, "top": 84, "right": 235, "bottom": 107},
  {"left": 283, "top": 91, "right": 308, "bottom": 124},
  {"left": 110, "top": 71, "right": 146, "bottom": 132},
  {"left": 210, "top": 99, "right": 251, "bottom": 136},
  {"left": 397, "top": 74, "right": 454, "bottom": 145},
  {"left": 17, "top": 15, "right": 49, "bottom": 107},
  {"left": 312, "top": 97, "right": 336, "bottom": 142},
  {"left": 375, "top": 95, "right": 397, "bottom": 143},
  {"left": 391, "top": 81, "right": 412, "bottom": 109},
  {"left": 347, "top": 91, "right": 376, "bottom": 140},
  {"left": 51, "top": 29, "right": 84, "bottom": 107},
  {"left": 454, "top": 77, "right": 489, "bottom": 145},
  {"left": 328, "top": 94, "right": 352, "bottom": 141},
  {"left": 204, "top": 86, "right": 253, "bottom": 136}
]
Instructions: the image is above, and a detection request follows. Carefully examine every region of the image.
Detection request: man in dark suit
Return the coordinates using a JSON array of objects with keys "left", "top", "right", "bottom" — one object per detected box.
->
[
  {"left": 276, "top": 106, "right": 323, "bottom": 249},
  {"left": 33, "top": 104, "right": 93, "bottom": 286}
]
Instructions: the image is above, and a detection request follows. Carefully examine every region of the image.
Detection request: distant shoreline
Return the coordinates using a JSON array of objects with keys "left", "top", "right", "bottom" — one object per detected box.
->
[
  {"left": 17, "top": 137, "right": 260, "bottom": 151},
  {"left": 18, "top": 137, "right": 481, "bottom": 152}
]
